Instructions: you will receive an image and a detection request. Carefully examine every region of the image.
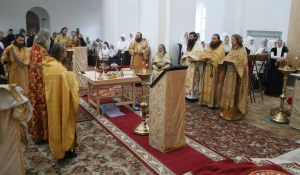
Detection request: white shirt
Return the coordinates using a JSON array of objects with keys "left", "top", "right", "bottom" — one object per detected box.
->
[
  {"left": 109, "top": 48, "right": 118, "bottom": 57},
  {"left": 129, "top": 37, "right": 134, "bottom": 42},
  {"left": 271, "top": 47, "right": 287, "bottom": 61},
  {"left": 117, "top": 40, "right": 129, "bottom": 52},
  {"left": 99, "top": 48, "right": 110, "bottom": 60},
  {"left": 0, "top": 42, "right": 4, "bottom": 50},
  {"left": 248, "top": 44, "right": 256, "bottom": 54}
]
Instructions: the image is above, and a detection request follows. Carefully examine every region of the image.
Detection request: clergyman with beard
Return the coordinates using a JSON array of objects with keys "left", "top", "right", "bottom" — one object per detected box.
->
[
  {"left": 180, "top": 32, "right": 204, "bottom": 100},
  {"left": 54, "top": 27, "right": 71, "bottom": 44},
  {"left": 1, "top": 34, "right": 30, "bottom": 97},
  {"left": 28, "top": 28, "right": 52, "bottom": 143},
  {"left": 151, "top": 44, "right": 171, "bottom": 81},
  {"left": 198, "top": 34, "right": 225, "bottom": 108},
  {"left": 129, "top": 32, "right": 150, "bottom": 71}
]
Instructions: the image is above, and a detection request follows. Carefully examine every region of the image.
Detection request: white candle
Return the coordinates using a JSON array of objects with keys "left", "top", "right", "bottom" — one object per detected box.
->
[{"left": 94, "top": 67, "right": 97, "bottom": 80}]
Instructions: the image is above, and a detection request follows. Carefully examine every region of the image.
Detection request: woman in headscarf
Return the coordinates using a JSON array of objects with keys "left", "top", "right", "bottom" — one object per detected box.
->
[
  {"left": 245, "top": 36, "right": 256, "bottom": 54},
  {"left": 178, "top": 32, "right": 189, "bottom": 55},
  {"left": 222, "top": 32, "right": 231, "bottom": 55}
]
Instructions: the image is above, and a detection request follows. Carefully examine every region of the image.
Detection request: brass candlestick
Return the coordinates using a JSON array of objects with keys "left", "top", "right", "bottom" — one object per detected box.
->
[
  {"left": 133, "top": 69, "right": 152, "bottom": 135},
  {"left": 271, "top": 66, "right": 296, "bottom": 124}
]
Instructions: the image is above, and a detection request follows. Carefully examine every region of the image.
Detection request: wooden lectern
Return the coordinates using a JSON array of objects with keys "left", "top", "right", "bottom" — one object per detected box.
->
[
  {"left": 148, "top": 65, "right": 188, "bottom": 153},
  {"left": 248, "top": 54, "right": 257, "bottom": 103},
  {"left": 72, "top": 47, "right": 88, "bottom": 87}
]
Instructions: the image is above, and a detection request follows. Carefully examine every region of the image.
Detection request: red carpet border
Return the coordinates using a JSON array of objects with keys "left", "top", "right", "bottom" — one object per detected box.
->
[
  {"left": 79, "top": 97, "right": 300, "bottom": 175},
  {"left": 79, "top": 97, "right": 226, "bottom": 174}
]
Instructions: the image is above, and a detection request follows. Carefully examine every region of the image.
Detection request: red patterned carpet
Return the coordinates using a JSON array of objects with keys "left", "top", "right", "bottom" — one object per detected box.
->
[
  {"left": 23, "top": 87, "right": 300, "bottom": 174},
  {"left": 80, "top": 87, "right": 300, "bottom": 159},
  {"left": 185, "top": 102, "right": 300, "bottom": 159},
  {"left": 78, "top": 97, "right": 300, "bottom": 175}
]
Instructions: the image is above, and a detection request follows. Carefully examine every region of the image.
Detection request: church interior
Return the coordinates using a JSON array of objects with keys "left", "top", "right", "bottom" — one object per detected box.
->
[{"left": 1, "top": 0, "right": 300, "bottom": 174}]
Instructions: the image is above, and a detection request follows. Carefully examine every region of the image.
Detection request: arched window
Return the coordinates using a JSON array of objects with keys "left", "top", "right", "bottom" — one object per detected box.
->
[{"left": 195, "top": 1, "right": 206, "bottom": 41}]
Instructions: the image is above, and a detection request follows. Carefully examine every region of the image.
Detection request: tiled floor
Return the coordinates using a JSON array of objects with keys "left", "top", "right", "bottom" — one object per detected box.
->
[{"left": 245, "top": 90, "right": 300, "bottom": 142}]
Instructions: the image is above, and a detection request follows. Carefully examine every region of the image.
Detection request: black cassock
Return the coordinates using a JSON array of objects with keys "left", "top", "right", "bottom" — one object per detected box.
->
[
  {"left": 0, "top": 62, "right": 7, "bottom": 84},
  {"left": 264, "top": 46, "right": 289, "bottom": 96}
]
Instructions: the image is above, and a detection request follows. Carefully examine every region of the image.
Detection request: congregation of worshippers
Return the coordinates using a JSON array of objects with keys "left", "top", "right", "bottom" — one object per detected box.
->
[{"left": 0, "top": 26, "right": 291, "bottom": 165}]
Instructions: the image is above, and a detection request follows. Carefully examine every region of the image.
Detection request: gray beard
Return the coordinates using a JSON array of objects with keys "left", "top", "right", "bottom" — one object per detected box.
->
[{"left": 45, "top": 39, "right": 51, "bottom": 51}]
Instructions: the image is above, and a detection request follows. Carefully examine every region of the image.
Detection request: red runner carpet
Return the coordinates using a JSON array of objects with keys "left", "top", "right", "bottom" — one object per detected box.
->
[
  {"left": 190, "top": 159, "right": 294, "bottom": 175},
  {"left": 81, "top": 96, "right": 219, "bottom": 174},
  {"left": 80, "top": 96, "right": 298, "bottom": 175}
]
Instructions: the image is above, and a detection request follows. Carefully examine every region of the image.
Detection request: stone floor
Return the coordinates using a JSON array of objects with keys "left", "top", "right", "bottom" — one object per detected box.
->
[{"left": 245, "top": 89, "right": 300, "bottom": 142}]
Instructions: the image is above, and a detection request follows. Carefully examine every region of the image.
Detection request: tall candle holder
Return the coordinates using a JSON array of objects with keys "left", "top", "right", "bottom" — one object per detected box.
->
[
  {"left": 133, "top": 68, "right": 152, "bottom": 135},
  {"left": 271, "top": 61, "right": 296, "bottom": 124}
]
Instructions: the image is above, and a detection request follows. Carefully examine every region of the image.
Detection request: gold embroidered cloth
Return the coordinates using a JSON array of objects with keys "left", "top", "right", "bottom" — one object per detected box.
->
[
  {"left": 149, "top": 70, "right": 186, "bottom": 152},
  {"left": 217, "top": 47, "right": 249, "bottom": 120},
  {"left": 43, "top": 57, "right": 79, "bottom": 159},
  {"left": 129, "top": 40, "right": 150, "bottom": 71},
  {"left": 0, "top": 85, "right": 33, "bottom": 175},
  {"left": 1, "top": 45, "right": 30, "bottom": 97},
  {"left": 199, "top": 43, "right": 225, "bottom": 107},
  {"left": 180, "top": 42, "right": 204, "bottom": 99}
]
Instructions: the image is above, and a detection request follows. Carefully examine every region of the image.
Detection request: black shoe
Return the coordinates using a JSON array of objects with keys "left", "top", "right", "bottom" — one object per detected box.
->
[
  {"left": 35, "top": 140, "right": 48, "bottom": 145},
  {"left": 65, "top": 150, "right": 78, "bottom": 159}
]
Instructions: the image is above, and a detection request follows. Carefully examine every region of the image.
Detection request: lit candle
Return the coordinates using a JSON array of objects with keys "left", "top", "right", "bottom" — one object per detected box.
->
[
  {"left": 146, "top": 64, "right": 148, "bottom": 69},
  {"left": 94, "top": 67, "right": 97, "bottom": 80},
  {"left": 295, "top": 57, "right": 298, "bottom": 68}
]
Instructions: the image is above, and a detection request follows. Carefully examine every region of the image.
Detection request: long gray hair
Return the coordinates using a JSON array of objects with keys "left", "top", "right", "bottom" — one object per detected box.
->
[
  {"left": 51, "top": 43, "right": 65, "bottom": 61},
  {"left": 34, "top": 28, "right": 51, "bottom": 50}
]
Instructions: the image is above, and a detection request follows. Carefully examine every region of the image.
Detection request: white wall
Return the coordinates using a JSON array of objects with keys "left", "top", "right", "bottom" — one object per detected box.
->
[
  {"left": 102, "top": 0, "right": 139, "bottom": 46},
  {"left": 242, "top": 0, "right": 291, "bottom": 42},
  {"left": 140, "top": 0, "right": 159, "bottom": 64},
  {"left": 168, "top": 0, "right": 197, "bottom": 64},
  {"left": 198, "top": 0, "right": 291, "bottom": 43},
  {"left": 197, "top": 0, "right": 226, "bottom": 43},
  {"left": 0, "top": 0, "right": 102, "bottom": 40},
  {"left": 1, "top": 0, "right": 292, "bottom": 58}
]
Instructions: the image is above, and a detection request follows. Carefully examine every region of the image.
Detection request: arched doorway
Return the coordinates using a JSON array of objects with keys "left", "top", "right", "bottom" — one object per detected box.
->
[{"left": 26, "top": 7, "right": 50, "bottom": 34}]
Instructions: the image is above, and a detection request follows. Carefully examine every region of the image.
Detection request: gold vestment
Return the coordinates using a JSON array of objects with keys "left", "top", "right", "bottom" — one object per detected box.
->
[
  {"left": 198, "top": 43, "right": 225, "bottom": 107},
  {"left": 180, "top": 42, "right": 204, "bottom": 99},
  {"left": 43, "top": 57, "right": 79, "bottom": 159},
  {"left": 217, "top": 46, "right": 248, "bottom": 120}
]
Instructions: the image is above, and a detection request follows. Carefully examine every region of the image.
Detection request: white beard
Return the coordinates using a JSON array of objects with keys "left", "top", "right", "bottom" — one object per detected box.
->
[{"left": 157, "top": 52, "right": 164, "bottom": 58}]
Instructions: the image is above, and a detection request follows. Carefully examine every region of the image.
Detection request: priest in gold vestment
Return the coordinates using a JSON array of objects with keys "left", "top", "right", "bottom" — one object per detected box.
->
[
  {"left": 151, "top": 44, "right": 171, "bottom": 81},
  {"left": 44, "top": 43, "right": 79, "bottom": 159},
  {"left": 129, "top": 32, "right": 150, "bottom": 71},
  {"left": 1, "top": 34, "right": 30, "bottom": 98},
  {"left": 180, "top": 32, "right": 204, "bottom": 99},
  {"left": 198, "top": 34, "right": 225, "bottom": 107},
  {"left": 217, "top": 34, "right": 248, "bottom": 120},
  {"left": 54, "top": 27, "right": 71, "bottom": 44},
  {"left": 0, "top": 84, "right": 32, "bottom": 175}
]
